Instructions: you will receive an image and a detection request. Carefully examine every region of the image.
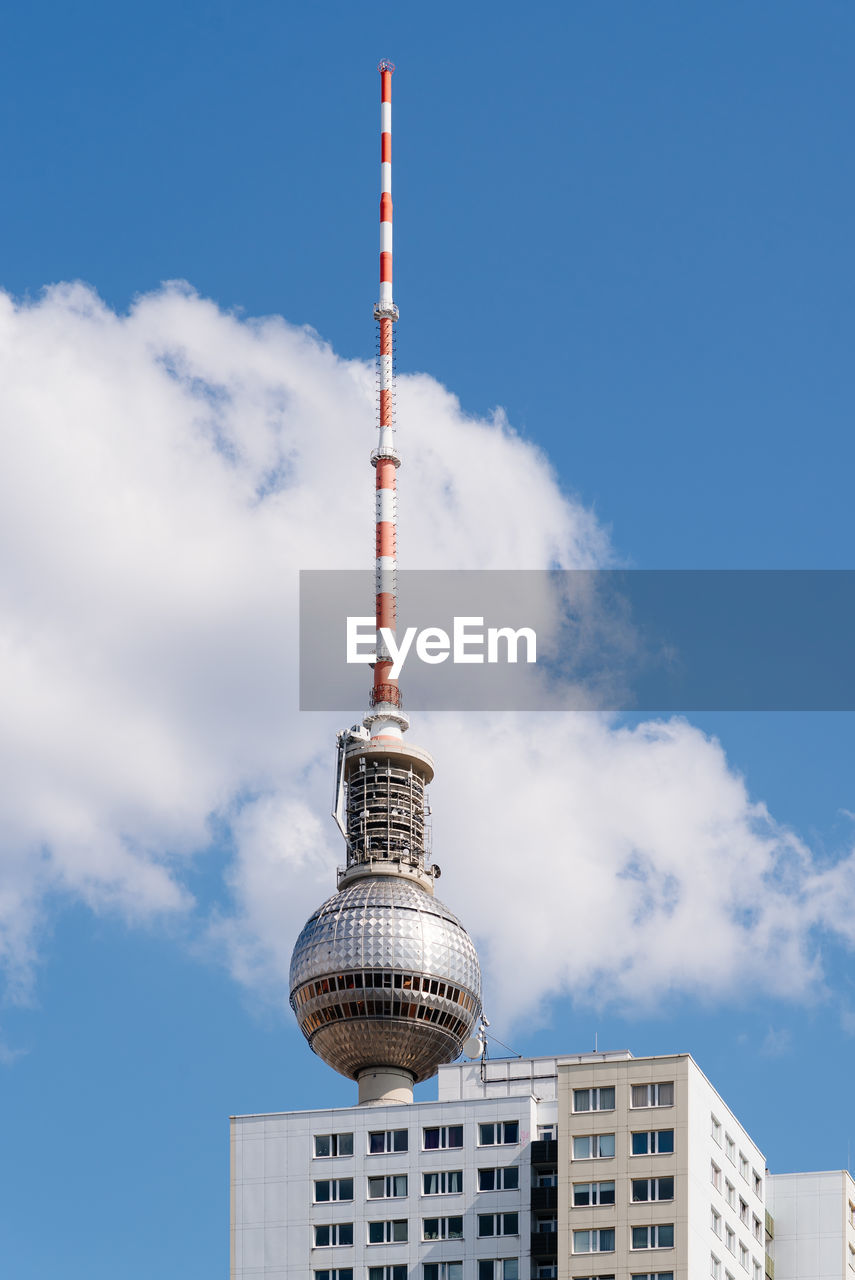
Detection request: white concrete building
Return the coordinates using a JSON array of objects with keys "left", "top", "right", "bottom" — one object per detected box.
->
[
  {"left": 767, "top": 1171, "right": 855, "bottom": 1280},
  {"left": 231, "top": 1049, "right": 811, "bottom": 1280}
]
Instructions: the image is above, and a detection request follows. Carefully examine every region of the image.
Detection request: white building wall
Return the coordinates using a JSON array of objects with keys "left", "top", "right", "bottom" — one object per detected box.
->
[
  {"left": 232, "top": 1088, "right": 541, "bottom": 1280},
  {"left": 767, "top": 1170, "right": 855, "bottom": 1280}
]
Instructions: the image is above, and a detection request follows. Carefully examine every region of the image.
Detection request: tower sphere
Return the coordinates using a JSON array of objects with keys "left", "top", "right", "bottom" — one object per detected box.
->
[{"left": 289, "top": 876, "right": 481, "bottom": 1084}]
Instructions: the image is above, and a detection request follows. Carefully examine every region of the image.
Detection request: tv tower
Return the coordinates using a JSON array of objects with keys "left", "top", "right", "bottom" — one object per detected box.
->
[{"left": 289, "top": 61, "right": 482, "bottom": 1106}]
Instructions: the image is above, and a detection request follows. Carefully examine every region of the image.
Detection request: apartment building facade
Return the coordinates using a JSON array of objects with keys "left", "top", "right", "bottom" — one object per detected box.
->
[{"left": 231, "top": 1051, "right": 847, "bottom": 1280}]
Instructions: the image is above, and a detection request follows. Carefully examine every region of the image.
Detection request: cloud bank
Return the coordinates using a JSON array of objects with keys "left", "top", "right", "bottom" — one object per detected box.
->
[{"left": 0, "top": 281, "right": 853, "bottom": 1024}]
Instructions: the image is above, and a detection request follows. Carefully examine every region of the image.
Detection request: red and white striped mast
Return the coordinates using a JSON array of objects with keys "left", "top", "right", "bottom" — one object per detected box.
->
[{"left": 366, "top": 58, "right": 409, "bottom": 745}]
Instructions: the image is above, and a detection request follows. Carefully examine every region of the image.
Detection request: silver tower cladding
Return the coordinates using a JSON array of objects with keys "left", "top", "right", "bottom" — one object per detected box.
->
[{"left": 288, "top": 62, "right": 482, "bottom": 1106}]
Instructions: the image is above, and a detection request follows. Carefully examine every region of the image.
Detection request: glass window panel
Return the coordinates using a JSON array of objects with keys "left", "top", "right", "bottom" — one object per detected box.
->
[
  {"left": 315, "top": 1225, "right": 330, "bottom": 1246},
  {"left": 447, "top": 1267, "right": 463, "bottom": 1280},
  {"left": 424, "top": 1220, "right": 439, "bottom": 1240},
  {"left": 424, "top": 1172, "right": 439, "bottom": 1195},
  {"left": 425, "top": 1269, "right": 439, "bottom": 1280},
  {"left": 574, "top": 1136, "right": 592, "bottom": 1159},
  {"left": 369, "top": 1133, "right": 386, "bottom": 1154},
  {"left": 478, "top": 1264, "right": 492, "bottom": 1280},
  {"left": 632, "top": 1179, "right": 650, "bottom": 1201},
  {"left": 599, "top": 1087, "right": 616, "bottom": 1109},
  {"left": 658, "top": 1131, "right": 674, "bottom": 1154},
  {"left": 658, "top": 1224, "right": 674, "bottom": 1248},
  {"left": 449, "top": 1218, "right": 463, "bottom": 1237},
  {"left": 315, "top": 1135, "right": 332, "bottom": 1157},
  {"left": 574, "top": 1088, "right": 591, "bottom": 1111},
  {"left": 368, "top": 1178, "right": 383, "bottom": 1199},
  {"left": 574, "top": 1230, "right": 591, "bottom": 1252},
  {"left": 393, "top": 1130, "right": 408, "bottom": 1152},
  {"left": 574, "top": 1183, "right": 592, "bottom": 1206},
  {"left": 659, "top": 1177, "right": 674, "bottom": 1199},
  {"left": 658, "top": 1082, "right": 674, "bottom": 1106},
  {"left": 449, "top": 1170, "right": 462, "bottom": 1193},
  {"left": 424, "top": 1128, "right": 440, "bottom": 1150},
  {"left": 632, "top": 1084, "right": 648, "bottom": 1107},
  {"left": 448, "top": 1125, "right": 463, "bottom": 1147},
  {"left": 601, "top": 1181, "right": 616, "bottom": 1205},
  {"left": 368, "top": 1222, "right": 385, "bottom": 1243},
  {"left": 632, "top": 1133, "right": 649, "bottom": 1155},
  {"left": 503, "top": 1263, "right": 519, "bottom": 1280},
  {"left": 339, "top": 1224, "right": 353, "bottom": 1246},
  {"left": 504, "top": 1166, "right": 519, "bottom": 1189},
  {"left": 479, "top": 1215, "right": 494, "bottom": 1235},
  {"left": 316, "top": 1182, "right": 331, "bottom": 1201},
  {"left": 632, "top": 1226, "right": 649, "bottom": 1248},
  {"left": 599, "top": 1134, "right": 615, "bottom": 1157},
  {"left": 504, "top": 1213, "right": 518, "bottom": 1234},
  {"left": 339, "top": 1179, "right": 353, "bottom": 1200},
  {"left": 480, "top": 1124, "right": 495, "bottom": 1145},
  {"left": 479, "top": 1169, "right": 495, "bottom": 1191},
  {"left": 392, "top": 1175, "right": 407, "bottom": 1197},
  {"left": 504, "top": 1122, "right": 519, "bottom": 1143},
  {"left": 600, "top": 1228, "right": 615, "bottom": 1251}
]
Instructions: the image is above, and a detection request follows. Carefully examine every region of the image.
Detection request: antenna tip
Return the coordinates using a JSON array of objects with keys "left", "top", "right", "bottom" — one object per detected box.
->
[{"left": 378, "top": 59, "right": 396, "bottom": 74}]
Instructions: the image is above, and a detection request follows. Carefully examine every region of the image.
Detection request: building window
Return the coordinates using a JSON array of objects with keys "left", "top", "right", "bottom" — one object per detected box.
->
[
  {"left": 752, "top": 1215, "right": 762, "bottom": 1243},
  {"left": 424, "top": 1267, "right": 462, "bottom": 1280},
  {"left": 753, "top": 1262, "right": 762, "bottom": 1280},
  {"left": 422, "top": 1217, "right": 463, "bottom": 1240},
  {"left": 573, "top": 1228, "right": 616, "bottom": 1253},
  {"left": 313, "top": 1223, "right": 354, "bottom": 1247},
  {"left": 725, "top": 1135, "right": 735, "bottom": 1163},
  {"left": 424, "top": 1125, "right": 463, "bottom": 1150},
  {"left": 849, "top": 1201, "right": 855, "bottom": 1228},
  {"left": 739, "top": 1198, "right": 749, "bottom": 1226},
  {"left": 631, "top": 1082, "right": 674, "bottom": 1108},
  {"left": 725, "top": 1225, "right": 735, "bottom": 1254},
  {"left": 314, "top": 1178, "right": 354, "bottom": 1203},
  {"left": 574, "top": 1086, "right": 616, "bottom": 1112},
  {"left": 632, "top": 1177, "right": 674, "bottom": 1202},
  {"left": 477, "top": 1212, "right": 519, "bottom": 1237},
  {"left": 368, "top": 1129, "right": 408, "bottom": 1155},
  {"left": 711, "top": 1161, "right": 722, "bottom": 1190},
  {"left": 538, "top": 1124, "right": 557, "bottom": 1140},
  {"left": 536, "top": 1168, "right": 557, "bottom": 1187},
  {"left": 631, "top": 1130, "right": 674, "bottom": 1156},
  {"left": 573, "top": 1133, "right": 616, "bottom": 1160},
  {"left": 369, "top": 1269, "right": 407, "bottom": 1280},
  {"left": 726, "top": 1181, "right": 736, "bottom": 1209},
  {"left": 630, "top": 1273, "right": 674, "bottom": 1280},
  {"left": 711, "top": 1258, "right": 722, "bottom": 1279},
  {"left": 368, "top": 1220, "right": 408, "bottom": 1244},
  {"left": 314, "top": 1271, "right": 353, "bottom": 1280},
  {"left": 314, "top": 1132, "right": 354, "bottom": 1158},
  {"left": 423, "top": 1169, "right": 463, "bottom": 1196},
  {"left": 477, "top": 1262, "right": 519, "bottom": 1280},
  {"left": 573, "top": 1181, "right": 616, "bottom": 1207},
  {"left": 848, "top": 1243, "right": 855, "bottom": 1270},
  {"left": 739, "top": 1153, "right": 749, "bottom": 1180},
  {"left": 631, "top": 1224, "right": 675, "bottom": 1250},
  {"left": 367, "top": 1175, "right": 407, "bottom": 1200},
  {"left": 478, "top": 1166, "right": 519, "bottom": 1191},
  {"left": 479, "top": 1122, "right": 519, "bottom": 1146},
  {"left": 753, "top": 1170, "right": 763, "bottom": 1198},
  {"left": 712, "top": 1208, "right": 722, "bottom": 1237},
  {"left": 711, "top": 1116, "right": 722, "bottom": 1145},
  {"left": 535, "top": 1215, "right": 557, "bottom": 1234},
  {"left": 739, "top": 1243, "right": 749, "bottom": 1269}
]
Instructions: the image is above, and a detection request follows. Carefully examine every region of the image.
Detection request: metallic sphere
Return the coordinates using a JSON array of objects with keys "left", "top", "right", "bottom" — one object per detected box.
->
[{"left": 289, "top": 876, "right": 481, "bottom": 1083}]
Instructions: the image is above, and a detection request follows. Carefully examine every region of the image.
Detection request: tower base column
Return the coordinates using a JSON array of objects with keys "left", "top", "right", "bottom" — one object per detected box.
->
[{"left": 357, "top": 1068, "right": 414, "bottom": 1106}]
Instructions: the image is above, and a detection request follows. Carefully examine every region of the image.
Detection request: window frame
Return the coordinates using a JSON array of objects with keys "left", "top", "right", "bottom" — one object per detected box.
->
[
  {"left": 631, "top": 1082, "right": 674, "bottom": 1109},
  {"left": 631, "top": 1176, "right": 674, "bottom": 1203},
  {"left": 367, "top": 1129, "right": 408, "bottom": 1156},
  {"left": 313, "top": 1223, "right": 354, "bottom": 1248},
  {"left": 572, "top": 1227, "right": 617, "bottom": 1254},
  {"left": 573, "top": 1086, "right": 616, "bottom": 1113},
  {"left": 422, "top": 1216, "right": 464, "bottom": 1241},
  {"left": 422, "top": 1169, "right": 463, "bottom": 1196},
  {"left": 478, "top": 1121, "right": 520, "bottom": 1146},
  {"left": 573, "top": 1132, "right": 616, "bottom": 1160},
  {"left": 573, "top": 1180, "right": 616, "bottom": 1207},
  {"left": 367, "top": 1174, "right": 408, "bottom": 1201},
  {"left": 630, "top": 1129, "right": 675, "bottom": 1156},
  {"left": 313, "top": 1177, "right": 354, "bottom": 1204},
  {"left": 630, "top": 1223, "right": 675, "bottom": 1251},
  {"left": 478, "top": 1166, "right": 520, "bottom": 1192},
  {"left": 314, "top": 1132, "right": 354, "bottom": 1159}
]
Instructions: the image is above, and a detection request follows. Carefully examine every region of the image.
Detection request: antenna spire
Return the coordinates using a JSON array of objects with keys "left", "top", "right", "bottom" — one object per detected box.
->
[{"left": 367, "top": 58, "right": 407, "bottom": 742}]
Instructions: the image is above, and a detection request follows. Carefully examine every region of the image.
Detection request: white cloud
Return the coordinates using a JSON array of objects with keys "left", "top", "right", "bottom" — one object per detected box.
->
[{"left": 0, "top": 280, "right": 853, "bottom": 1028}]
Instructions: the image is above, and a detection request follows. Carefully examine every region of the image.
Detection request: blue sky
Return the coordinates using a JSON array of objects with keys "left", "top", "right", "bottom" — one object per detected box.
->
[{"left": 0, "top": 3, "right": 854, "bottom": 1277}]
